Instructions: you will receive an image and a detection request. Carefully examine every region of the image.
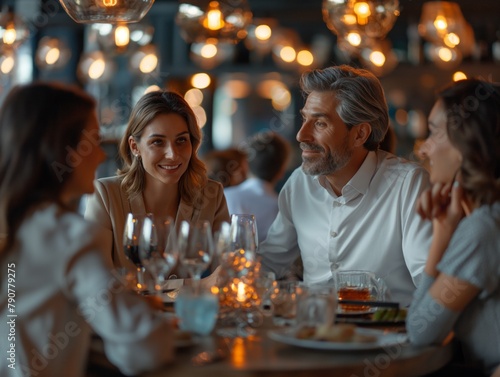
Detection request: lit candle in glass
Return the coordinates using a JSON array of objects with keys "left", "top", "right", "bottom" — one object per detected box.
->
[{"left": 237, "top": 281, "right": 246, "bottom": 302}]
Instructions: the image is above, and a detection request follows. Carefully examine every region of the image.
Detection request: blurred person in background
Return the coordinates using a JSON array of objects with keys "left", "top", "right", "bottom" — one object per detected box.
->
[
  {"left": 224, "top": 131, "right": 291, "bottom": 243},
  {"left": 203, "top": 147, "right": 248, "bottom": 188}
]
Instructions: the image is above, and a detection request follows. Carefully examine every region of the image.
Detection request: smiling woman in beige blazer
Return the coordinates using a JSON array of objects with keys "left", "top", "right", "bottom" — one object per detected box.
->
[{"left": 84, "top": 91, "right": 229, "bottom": 284}]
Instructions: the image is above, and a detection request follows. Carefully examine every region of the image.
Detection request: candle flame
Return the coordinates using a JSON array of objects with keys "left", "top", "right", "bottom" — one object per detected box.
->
[{"left": 236, "top": 282, "right": 246, "bottom": 302}]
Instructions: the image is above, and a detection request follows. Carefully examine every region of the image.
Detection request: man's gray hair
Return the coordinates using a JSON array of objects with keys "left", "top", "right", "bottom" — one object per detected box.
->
[{"left": 300, "top": 65, "right": 389, "bottom": 151}]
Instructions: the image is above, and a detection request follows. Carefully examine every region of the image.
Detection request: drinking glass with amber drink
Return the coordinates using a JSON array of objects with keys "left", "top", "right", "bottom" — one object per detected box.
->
[{"left": 334, "top": 270, "right": 387, "bottom": 313}]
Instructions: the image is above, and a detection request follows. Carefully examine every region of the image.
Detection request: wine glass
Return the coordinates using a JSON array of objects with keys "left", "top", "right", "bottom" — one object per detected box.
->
[
  {"left": 215, "top": 215, "right": 262, "bottom": 337},
  {"left": 138, "top": 215, "right": 178, "bottom": 299},
  {"left": 177, "top": 220, "right": 214, "bottom": 292},
  {"left": 230, "top": 214, "right": 258, "bottom": 259},
  {"left": 213, "top": 221, "right": 231, "bottom": 267},
  {"left": 123, "top": 213, "right": 147, "bottom": 292}
]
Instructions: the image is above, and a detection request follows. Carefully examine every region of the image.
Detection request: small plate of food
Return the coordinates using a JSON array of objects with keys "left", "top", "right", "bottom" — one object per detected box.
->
[{"left": 268, "top": 324, "right": 407, "bottom": 351}]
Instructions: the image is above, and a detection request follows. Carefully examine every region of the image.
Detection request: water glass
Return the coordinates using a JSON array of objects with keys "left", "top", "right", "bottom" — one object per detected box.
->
[
  {"left": 175, "top": 286, "right": 219, "bottom": 336},
  {"left": 296, "top": 283, "right": 337, "bottom": 328},
  {"left": 254, "top": 270, "right": 276, "bottom": 316},
  {"left": 270, "top": 281, "right": 297, "bottom": 326}
]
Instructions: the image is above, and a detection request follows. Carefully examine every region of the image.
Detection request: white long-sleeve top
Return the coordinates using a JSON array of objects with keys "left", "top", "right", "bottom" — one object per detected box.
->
[
  {"left": 0, "top": 204, "right": 174, "bottom": 377},
  {"left": 258, "top": 150, "right": 432, "bottom": 306}
]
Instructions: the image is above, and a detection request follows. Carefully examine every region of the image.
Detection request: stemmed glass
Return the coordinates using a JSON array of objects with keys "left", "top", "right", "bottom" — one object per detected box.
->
[
  {"left": 123, "top": 213, "right": 147, "bottom": 292},
  {"left": 138, "top": 215, "right": 179, "bottom": 300},
  {"left": 177, "top": 220, "right": 214, "bottom": 292},
  {"left": 216, "top": 215, "right": 262, "bottom": 337},
  {"left": 230, "top": 214, "right": 258, "bottom": 259}
]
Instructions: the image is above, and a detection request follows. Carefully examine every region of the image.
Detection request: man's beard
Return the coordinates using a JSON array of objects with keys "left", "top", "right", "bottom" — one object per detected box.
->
[{"left": 300, "top": 139, "right": 353, "bottom": 176}]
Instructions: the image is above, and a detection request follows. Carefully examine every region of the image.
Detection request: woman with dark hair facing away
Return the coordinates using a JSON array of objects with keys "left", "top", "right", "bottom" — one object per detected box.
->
[
  {"left": 407, "top": 79, "right": 500, "bottom": 376},
  {"left": 0, "top": 82, "right": 174, "bottom": 377},
  {"left": 84, "top": 91, "right": 229, "bottom": 287}
]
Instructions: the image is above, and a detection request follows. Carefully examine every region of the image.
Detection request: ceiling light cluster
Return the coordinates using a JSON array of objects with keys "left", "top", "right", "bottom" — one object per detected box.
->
[
  {"left": 419, "top": 1, "right": 476, "bottom": 69},
  {"left": 322, "top": 0, "right": 400, "bottom": 76}
]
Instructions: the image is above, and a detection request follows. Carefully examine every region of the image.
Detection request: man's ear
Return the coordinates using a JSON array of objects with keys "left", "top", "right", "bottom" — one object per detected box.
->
[{"left": 352, "top": 123, "right": 372, "bottom": 147}]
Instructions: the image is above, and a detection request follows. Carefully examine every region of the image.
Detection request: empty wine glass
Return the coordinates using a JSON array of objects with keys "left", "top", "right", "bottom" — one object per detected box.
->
[
  {"left": 139, "top": 215, "right": 178, "bottom": 300},
  {"left": 230, "top": 214, "right": 258, "bottom": 261},
  {"left": 177, "top": 220, "right": 214, "bottom": 292},
  {"left": 123, "top": 213, "right": 147, "bottom": 292},
  {"left": 214, "top": 221, "right": 231, "bottom": 267}
]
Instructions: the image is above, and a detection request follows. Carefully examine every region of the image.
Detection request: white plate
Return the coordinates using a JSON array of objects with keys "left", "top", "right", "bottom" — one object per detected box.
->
[{"left": 268, "top": 328, "right": 407, "bottom": 351}]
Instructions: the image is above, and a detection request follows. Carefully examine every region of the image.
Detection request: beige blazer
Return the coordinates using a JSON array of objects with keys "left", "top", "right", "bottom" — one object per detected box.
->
[{"left": 84, "top": 176, "right": 230, "bottom": 271}]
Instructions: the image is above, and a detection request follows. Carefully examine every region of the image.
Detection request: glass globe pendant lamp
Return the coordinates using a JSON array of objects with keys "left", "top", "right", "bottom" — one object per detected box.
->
[
  {"left": 0, "top": 6, "right": 30, "bottom": 51},
  {"left": 322, "top": 0, "right": 400, "bottom": 40},
  {"left": 58, "top": 0, "right": 155, "bottom": 24},
  {"left": 176, "top": 0, "right": 252, "bottom": 44}
]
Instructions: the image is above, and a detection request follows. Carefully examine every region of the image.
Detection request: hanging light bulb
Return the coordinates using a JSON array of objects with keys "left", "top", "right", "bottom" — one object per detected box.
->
[
  {"left": 0, "top": 6, "right": 30, "bottom": 51},
  {"left": 130, "top": 44, "right": 158, "bottom": 74},
  {"left": 297, "top": 49, "right": 314, "bottom": 67},
  {"left": 203, "top": 1, "right": 225, "bottom": 31},
  {"left": 443, "top": 32, "right": 460, "bottom": 48},
  {"left": 200, "top": 42, "right": 218, "bottom": 58},
  {"left": 255, "top": 24, "right": 272, "bottom": 41},
  {"left": 35, "top": 37, "right": 71, "bottom": 70},
  {"left": 353, "top": 2, "right": 371, "bottom": 25},
  {"left": 270, "top": 28, "right": 302, "bottom": 70},
  {"left": 0, "top": 49, "right": 15, "bottom": 75},
  {"left": 360, "top": 38, "right": 398, "bottom": 76},
  {"left": 190, "top": 38, "right": 235, "bottom": 69},
  {"left": 279, "top": 46, "right": 297, "bottom": 63},
  {"left": 58, "top": 0, "right": 155, "bottom": 24},
  {"left": 191, "top": 73, "right": 211, "bottom": 89},
  {"left": 114, "top": 24, "right": 130, "bottom": 47},
  {"left": 176, "top": 0, "right": 252, "bottom": 44},
  {"left": 77, "top": 50, "right": 114, "bottom": 83},
  {"left": 92, "top": 21, "right": 153, "bottom": 55},
  {"left": 346, "top": 32, "right": 362, "bottom": 47},
  {"left": 453, "top": 71, "right": 467, "bottom": 81},
  {"left": 244, "top": 18, "right": 278, "bottom": 56},
  {"left": 425, "top": 43, "right": 462, "bottom": 70}
]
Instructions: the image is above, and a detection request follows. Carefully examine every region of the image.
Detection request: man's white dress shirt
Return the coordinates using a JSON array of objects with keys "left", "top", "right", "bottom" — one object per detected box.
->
[{"left": 258, "top": 150, "right": 432, "bottom": 306}]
